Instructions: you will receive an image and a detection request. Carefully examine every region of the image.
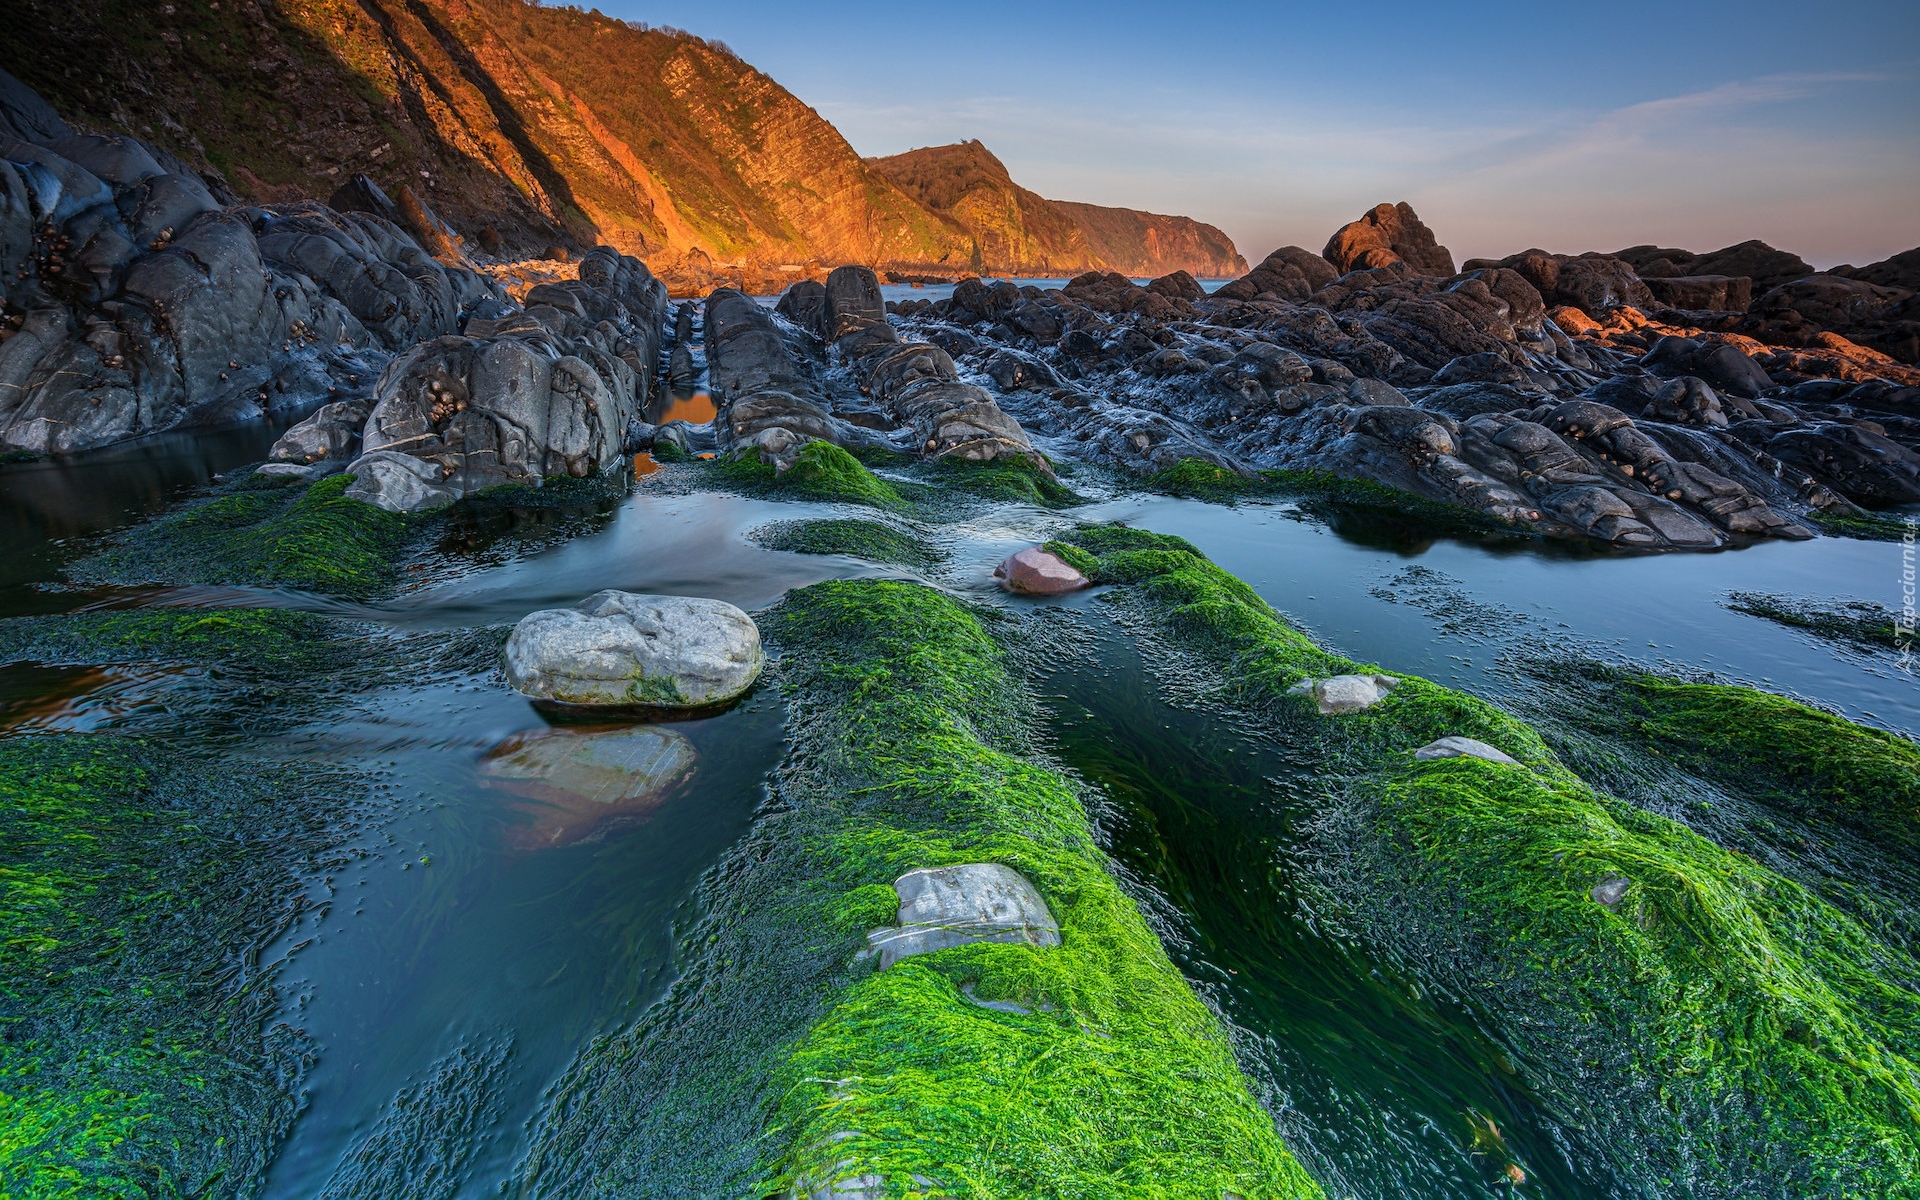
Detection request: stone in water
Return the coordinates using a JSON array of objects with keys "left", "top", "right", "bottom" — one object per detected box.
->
[
  {"left": 479, "top": 724, "right": 696, "bottom": 849},
  {"left": 504, "top": 590, "right": 765, "bottom": 711},
  {"left": 993, "top": 547, "right": 1089, "bottom": 595}
]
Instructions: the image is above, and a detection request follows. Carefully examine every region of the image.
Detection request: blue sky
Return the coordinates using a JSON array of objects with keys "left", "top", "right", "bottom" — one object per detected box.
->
[{"left": 594, "top": 1, "right": 1918, "bottom": 267}]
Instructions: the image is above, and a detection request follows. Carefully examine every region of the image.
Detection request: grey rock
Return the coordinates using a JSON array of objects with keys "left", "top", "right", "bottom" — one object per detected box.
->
[
  {"left": 1414, "top": 736, "right": 1520, "bottom": 765},
  {"left": 270, "top": 398, "right": 370, "bottom": 463},
  {"left": 1288, "top": 673, "right": 1399, "bottom": 714},
  {"left": 866, "top": 864, "right": 1061, "bottom": 970},
  {"left": 1591, "top": 876, "right": 1631, "bottom": 909},
  {"left": 342, "top": 449, "right": 459, "bottom": 512},
  {"left": 503, "top": 590, "right": 765, "bottom": 711}
]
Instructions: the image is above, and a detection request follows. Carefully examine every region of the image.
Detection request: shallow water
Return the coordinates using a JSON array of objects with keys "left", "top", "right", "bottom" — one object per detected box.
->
[{"left": 1, "top": 425, "right": 1906, "bottom": 1196}]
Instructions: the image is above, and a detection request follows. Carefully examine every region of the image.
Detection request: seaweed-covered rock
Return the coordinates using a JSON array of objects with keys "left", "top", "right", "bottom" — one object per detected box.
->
[{"left": 503, "top": 590, "right": 765, "bottom": 711}]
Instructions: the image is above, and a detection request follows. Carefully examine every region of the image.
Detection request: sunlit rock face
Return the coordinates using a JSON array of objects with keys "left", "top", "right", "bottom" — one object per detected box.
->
[
  {"left": 479, "top": 724, "right": 697, "bottom": 850},
  {"left": 876, "top": 196, "right": 1917, "bottom": 551}
]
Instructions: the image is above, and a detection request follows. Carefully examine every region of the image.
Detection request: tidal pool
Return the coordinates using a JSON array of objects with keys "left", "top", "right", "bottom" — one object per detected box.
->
[{"left": 0, "top": 430, "right": 1905, "bottom": 1197}]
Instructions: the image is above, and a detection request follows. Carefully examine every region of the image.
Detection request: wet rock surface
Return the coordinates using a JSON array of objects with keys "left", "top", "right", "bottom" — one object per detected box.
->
[
  {"left": 0, "top": 114, "right": 490, "bottom": 454},
  {"left": 504, "top": 590, "right": 765, "bottom": 711},
  {"left": 868, "top": 200, "right": 1917, "bottom": 550},
  {"left": 994, "top": 546, "right": 1090, "bottom": 594},
  {"left": 347, "top": 247, "right": 666, "bottom": 505}
]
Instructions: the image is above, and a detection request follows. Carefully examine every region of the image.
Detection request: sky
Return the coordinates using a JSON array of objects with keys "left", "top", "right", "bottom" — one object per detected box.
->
[{"left": 592, "top": 1, "right": 1919, "bottom": 268}]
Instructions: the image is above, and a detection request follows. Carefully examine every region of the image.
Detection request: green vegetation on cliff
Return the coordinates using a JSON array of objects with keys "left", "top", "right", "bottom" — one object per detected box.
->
[
  {"left": 1054, "top": 523, "right": 1920, "bottom": 1197},
  {"left": 520, "top": 578, "right": 1320, "bottom": 1197}
]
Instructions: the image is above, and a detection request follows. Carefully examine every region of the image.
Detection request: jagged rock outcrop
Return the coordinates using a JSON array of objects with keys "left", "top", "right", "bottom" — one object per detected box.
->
[
  {"left": 875, "top": 203, "right": 1920, "bottom": 549},
  {"left": 1323, "top": 202, "right": 1455, "bottom": 276},
  {"left": 0, "top": 75, "right": 495, "bottom": 454},
  {"left": 340, "top": 246, "right": 666, "bottom": 508},
  {"left": 705, "top": 286, "right": 846, "bottom": 464}
]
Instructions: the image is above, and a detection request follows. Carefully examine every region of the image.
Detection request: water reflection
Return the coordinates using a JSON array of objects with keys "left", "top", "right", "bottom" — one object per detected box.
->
[{"left": 478, "top": 723, "right": 697, "bottom": 850}]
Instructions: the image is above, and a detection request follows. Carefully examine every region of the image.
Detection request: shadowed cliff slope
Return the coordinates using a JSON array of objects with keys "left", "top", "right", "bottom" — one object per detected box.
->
[
  {"left": 870, "top": 140, "right": 1246, "bottom": 277},
  {"left": 2, "top": 0, "right": 1238, "bottom": 280}
]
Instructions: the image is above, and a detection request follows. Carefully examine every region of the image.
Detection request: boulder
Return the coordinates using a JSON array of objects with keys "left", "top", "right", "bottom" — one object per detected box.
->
[
  {"left": 479, "top": 724, "right": 697, "bottom": 849},
  {"left": 1323, "top": 203, "right": 1455, "bottom": 276},
  {"left": 774, "top": 279, "right": 828, "bottom": 340},
  {"left": 865, "top": 864, "right": 1061, "bottom": 970},
  {"left": 503, "top": 590, "right": 766, "bottom": 711},
  {"left": 1414, "top": 736, "right": 1519, "bottom": 765},
  {"left": 1643, "top": 275, "right": 1752, "bottom": 313},
  {"left": 270, "top": 398, "right": 370, "bottom": 463},
  {"left": 1591, "top": 876, "right": 1631, "bottom": 908},
  {"left": 824, "top": 265, "right": 886, "bottom": 340},
  {"left": 1487, "top": 251, "right": 1654, "bottom": 317},
  {"left": 342, "top": 449, "right": 460, "bottom": 512},
  {"left": 1287, "top": 673, "right": 1399, "bottom": 714},
  {"left": 993, "top": 547, "right": 1090, "bottom": 594},
  {"left": 1215, "top": 246, "right": 1339, "bottom": 301}
]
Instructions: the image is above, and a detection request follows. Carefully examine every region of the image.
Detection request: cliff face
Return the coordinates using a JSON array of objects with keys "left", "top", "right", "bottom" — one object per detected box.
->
[
  {"left": 870, "top": 141, "right": 1245, "bottom": 278},
  {"left": 1, "top": 0, "right": 1236, "bottom": 280}
]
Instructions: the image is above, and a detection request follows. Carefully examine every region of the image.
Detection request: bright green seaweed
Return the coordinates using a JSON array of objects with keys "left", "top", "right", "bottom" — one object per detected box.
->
[
  {"left": 520, "top": 578, "right": 1321, "bottom": 1198},
  {"left": 1053, "top": 523, "right": 1920, "bottom": 1198},
  {"left": 751, "top": 518, "right": 944, "bottom": 567},
  {"left": 70, "top": 472, "right": 417, "bottom": 598}
]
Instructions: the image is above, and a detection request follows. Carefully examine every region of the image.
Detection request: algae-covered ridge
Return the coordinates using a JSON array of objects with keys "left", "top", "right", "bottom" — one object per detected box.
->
[
  {"left": 520, "top": 578, "right": 1322, "bottom": 1198},
  {"left": 1051, "top": 523, "right": 1920, "bottom": 1196}
]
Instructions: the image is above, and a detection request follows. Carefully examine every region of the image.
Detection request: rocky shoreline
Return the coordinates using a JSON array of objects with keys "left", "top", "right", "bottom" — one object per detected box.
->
[{"left": 3, "top": 50, "right": 1919, "bottom": 1200}]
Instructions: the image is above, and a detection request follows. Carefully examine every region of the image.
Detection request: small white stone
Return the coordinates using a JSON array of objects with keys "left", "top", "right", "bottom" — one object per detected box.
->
[
  {"left": 1414, "top": 736, "right": 1520, "bottom": 765},
  {"left": 1592, "top": 876, "right": 1631, "bottom": 908},
  {"left": 1287, "top": 673, "right": 1399, "bottom": 714}
]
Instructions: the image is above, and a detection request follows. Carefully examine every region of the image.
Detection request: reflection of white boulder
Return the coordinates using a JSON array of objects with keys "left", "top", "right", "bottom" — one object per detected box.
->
[
  {"left": 866, "top": 864, "right": 1061, "bottom": 970},
  {"left": 504, "top": 590, "right": 765, "bottom": 711},
  {"left": 1287, "top": 673, "right": 1399, "bottom": 714},
  {"left": 1413, "top": 736, "right": 1519, "bottom": 765},
  {"left": 479, "top": 724, "right": 696, "bottom": 849}
]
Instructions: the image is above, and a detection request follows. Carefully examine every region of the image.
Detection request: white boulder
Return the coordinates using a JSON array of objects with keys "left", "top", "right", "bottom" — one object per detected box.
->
[
  {"left": 504, "top": 590, "right": 764, "bottom": 710},
  {"left": 1413, "top": 736, "right": 1520, "bottom": 765}
]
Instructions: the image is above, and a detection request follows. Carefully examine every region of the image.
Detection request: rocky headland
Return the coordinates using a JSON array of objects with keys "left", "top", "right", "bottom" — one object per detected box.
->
[{"left": 1, "top": 0, "right": 1239, "bottom": 295}]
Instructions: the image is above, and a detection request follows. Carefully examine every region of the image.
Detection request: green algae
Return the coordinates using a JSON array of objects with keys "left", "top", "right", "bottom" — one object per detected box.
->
[
  {"left": 1053, "top": 523, "right": 1920, "bottom": 1198},
  {"left": 1563, "top": 672, "right": 1920, "bottom": 859},
  {"left": 751, "top": 518, "right": 944, "bottom": 568},
  {"left": 929, "top": 455, "right": 1083, "bottom": 508},
  {"left": 1727, "top": 591, "right": 1905, "bottom": 653},
  {"left": 0, "top": 608, "right": 354, "bottom": 680},
  {"left": 0, "top": 735, "right": 360, "bottom": 1199},
  {"left": 70, "top": 472, "right": 418, "bottom": 598},
  {"left": 1807, "top": 509, "right": 1915, "bottom": 542},
  {"left": 520, "top": 579, "right": 1321, "bottom": 1198},
  {"left": 713, "top": 441, "right": 908, "bottom": 509}
]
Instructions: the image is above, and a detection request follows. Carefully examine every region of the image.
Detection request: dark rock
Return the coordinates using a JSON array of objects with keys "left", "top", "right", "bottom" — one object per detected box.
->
[
  {"left": 1643, "top": 275, "right": 1752, "bottom": 313},
  {"left": 1323, "top": 203, "right": 1455, "bottom": 276},
  {"left": 0, "top": 66, "right": 72, "bottom": 144},
  {"left": 774, "top": 280, "right": 828, "bottom": 340},
  {"left": 1147, "top": 270, "right": 1205, "bottom": 301},
  {"left": 1433, "top": 352, "right": 1529, "bottom": 387}
]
